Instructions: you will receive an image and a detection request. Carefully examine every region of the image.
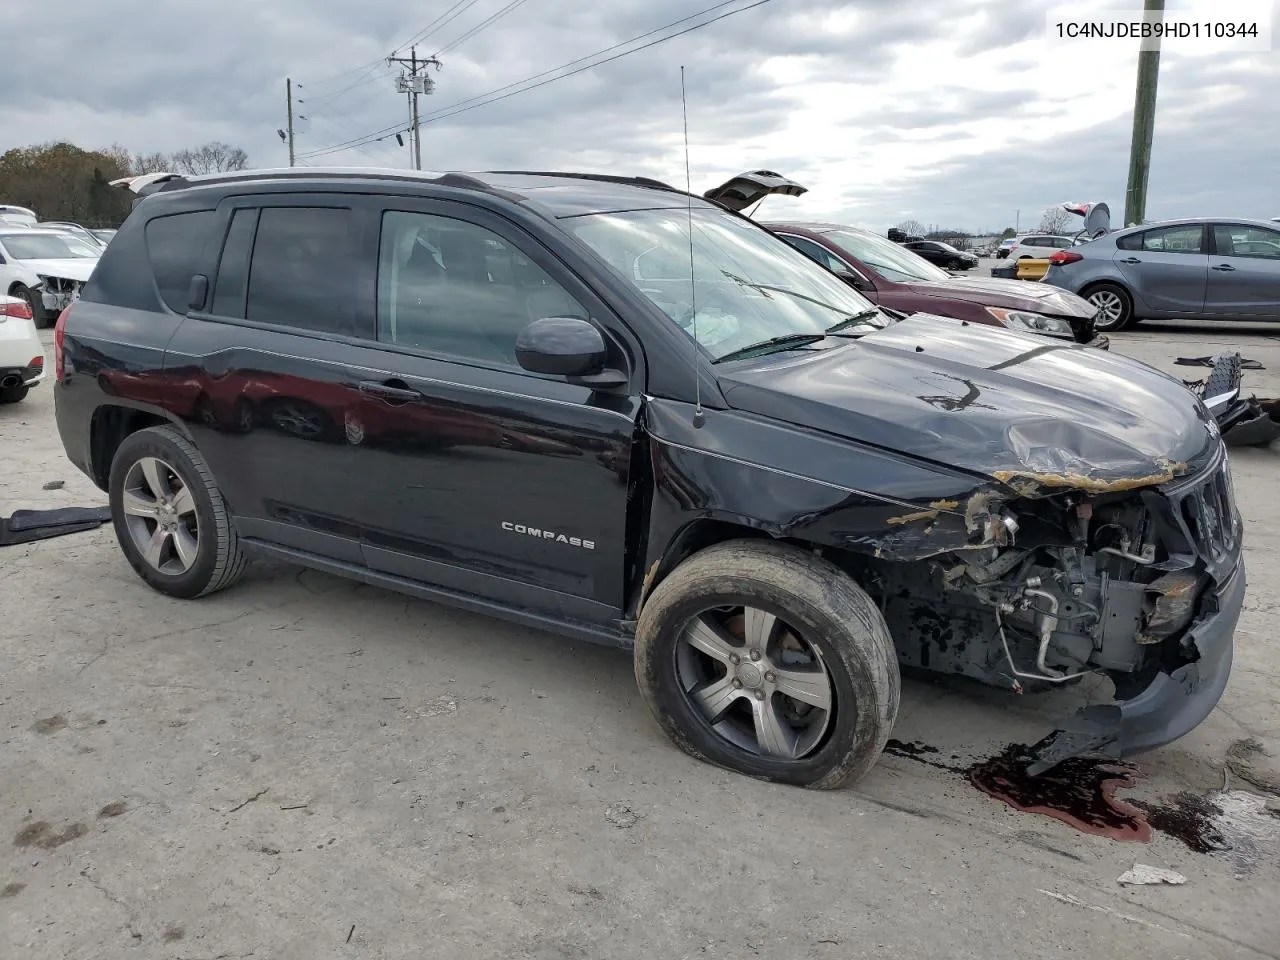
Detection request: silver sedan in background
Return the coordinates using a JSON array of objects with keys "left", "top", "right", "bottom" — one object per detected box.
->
[{"left": 1041, "top": 217, "right": 1280, "bottom": 331}]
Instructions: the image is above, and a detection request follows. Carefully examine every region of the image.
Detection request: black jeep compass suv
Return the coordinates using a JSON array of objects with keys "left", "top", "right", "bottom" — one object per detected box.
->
[{"left": 53, "top": 167, "right": 1245, "bottom": 787}]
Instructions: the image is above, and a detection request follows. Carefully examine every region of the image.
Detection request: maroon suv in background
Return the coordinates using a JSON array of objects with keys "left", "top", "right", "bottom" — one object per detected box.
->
[{"left": 763, "top": 221, "right": 1108, "bottom": 348}]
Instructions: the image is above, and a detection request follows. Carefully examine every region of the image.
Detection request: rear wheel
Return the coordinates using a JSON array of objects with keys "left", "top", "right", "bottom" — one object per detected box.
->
[
  {"left": 108, "top": 425, "right": 247, "bottom": 599},
  {"left": 1084, "top": 282, "right": 1135, "bottom": 331},
  {"left": 634, "top": 540, "right": 900, "bottom": 789},
  {"left": 0, "top": 384, "right": 29, "bottom": 404}
]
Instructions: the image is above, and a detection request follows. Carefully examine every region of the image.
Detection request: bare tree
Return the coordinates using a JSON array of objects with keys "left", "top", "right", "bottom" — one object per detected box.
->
[
  {"left": 169, "top": 142, "right": 250, "bottom": 175},
  {"left": 132, "top": 151, "right": 170, "bottom": 174},
  {"left": 896, "top": 219, "right": 926, "bottom": 237},
  {"left": 1038, "top": 206, "right": 1072, "bottom": 235}
]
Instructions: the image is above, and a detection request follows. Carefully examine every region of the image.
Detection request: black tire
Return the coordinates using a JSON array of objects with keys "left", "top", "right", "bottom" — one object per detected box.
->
[
  {"left": 108, "top": 424, "right": 247, "bottom": 599},
  {"left": 634, "top": 539, "right": 900, "bottom": 789},
  {"left": 0, "top": 384, "right": 29, "bottom": 404},
  {"left": 1083, "top": 281, "right": 1135, "bottom": 331},
  {"left": 10, "top": 284, "right": 48, "bottom": 327}
]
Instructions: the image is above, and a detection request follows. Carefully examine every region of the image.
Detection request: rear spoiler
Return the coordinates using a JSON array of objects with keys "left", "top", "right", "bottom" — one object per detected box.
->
[{"left": 110, "top": 172, "right": 188, "bottom": 207}]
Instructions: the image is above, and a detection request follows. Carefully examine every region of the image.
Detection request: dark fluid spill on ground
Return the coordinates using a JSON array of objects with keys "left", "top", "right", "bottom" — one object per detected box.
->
[
  {"left": 886, "top": 739, "right": 1241, "bottom": 853},
  {"left": 884, "top": 739, "right": 965, "bottom": 773},
  {"left": 1132, "top": 792, "right": 1230, "bottom": 854},
  {"left": 966, "top": 743, "right": 1153, "bottom": 842}
]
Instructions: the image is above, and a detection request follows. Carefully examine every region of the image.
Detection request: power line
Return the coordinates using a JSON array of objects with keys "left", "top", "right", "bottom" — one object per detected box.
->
[
  {"left": 296, "top": 0, "right": 481, "bottom": 95},
  {"left": 434, "top": 0, "right": 534, "bottom": 56},
  {"left": 392, "top": 0, "right": 486, "bottom": 57},
  {"left": 298, "top": 0, "right": 771, "bottom": 161},
  {"left": 299, "top": 62, "right": 395, "bottom": 112},
  {"left": 418, "top": 0, "right": 743, "bottom": 124}
]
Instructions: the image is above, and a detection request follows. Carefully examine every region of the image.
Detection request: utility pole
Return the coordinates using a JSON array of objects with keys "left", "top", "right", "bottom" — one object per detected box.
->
[
  {"left": 1124, "top": 0, "right": 1164, "bottom": 226},
  {"left": 285, "top": 77, "right": 296, "bottom": 167},
  {"left": 389, "top": 48, "right": 441, "bottom": 170},
  {"left": 411, "top": 47, "right": 422, "bottom": 171}
]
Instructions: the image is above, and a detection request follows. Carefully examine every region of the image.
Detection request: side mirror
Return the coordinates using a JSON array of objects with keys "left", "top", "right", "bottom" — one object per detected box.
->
[
  {"left": 516, "top": 317, "right": 628, "bottom": 390},
  {"left": 187, "top": 274, "right": 209, "bottom": 311},
  {"left": 516, "top": 316, "right": 606, "bottom": 375},
  {"left": 844, "top": 272, "right": 873, "bottom": 293}
]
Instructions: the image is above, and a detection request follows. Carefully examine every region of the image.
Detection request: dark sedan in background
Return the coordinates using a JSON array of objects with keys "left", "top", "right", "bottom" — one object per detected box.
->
[
  {"left": 900, "top": 238, "right": 978, "bottom": 271},
  {"left": 764, "top": 221, "right": 1105, "bottom": 346},
  {"left": 1042, "top": 217, "right": 1280, "bottom": 331}
]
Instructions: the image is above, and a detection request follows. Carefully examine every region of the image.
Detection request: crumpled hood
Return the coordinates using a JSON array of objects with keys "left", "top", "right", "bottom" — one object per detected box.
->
[
  {"left": 21, "top": 258, "right": 96, "bottom": 282},
  {"left": 906, "top": 276, "right": 1095, "bottom": 318},
  {"left": 717, "top": 313, "right": 1216, "bottom": 491}
]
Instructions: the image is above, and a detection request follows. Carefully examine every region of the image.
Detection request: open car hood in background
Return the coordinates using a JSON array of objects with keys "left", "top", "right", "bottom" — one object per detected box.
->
[{"left": 704, "top": 170, "right": 808, "bottom": 212}]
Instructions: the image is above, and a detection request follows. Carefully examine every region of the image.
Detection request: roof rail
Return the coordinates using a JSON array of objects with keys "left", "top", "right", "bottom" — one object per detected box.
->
[
  {"left": 109, "top": 167, "right": 507, "bottom": 199},
  {"left": 483, "top": 171, "right": 680, "bottom": 193}
]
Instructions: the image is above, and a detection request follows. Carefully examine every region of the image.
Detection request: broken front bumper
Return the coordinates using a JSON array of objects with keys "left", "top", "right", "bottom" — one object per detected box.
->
[
  {"left": 1031, "top": 558, "right": 1244, "bottom": 773},
  {"left": 38, "top": 281, "right": 81, "bottom": 313}
]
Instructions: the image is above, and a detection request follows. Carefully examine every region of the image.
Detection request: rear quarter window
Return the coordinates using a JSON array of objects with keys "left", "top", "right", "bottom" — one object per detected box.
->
[{"left": 145, "top": 210, "right": 216, "bottom": 313}]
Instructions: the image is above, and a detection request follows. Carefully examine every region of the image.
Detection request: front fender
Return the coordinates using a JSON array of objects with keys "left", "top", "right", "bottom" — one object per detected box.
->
[{"left": 631, "top": 399, "right": 1003, "bottom": 613}]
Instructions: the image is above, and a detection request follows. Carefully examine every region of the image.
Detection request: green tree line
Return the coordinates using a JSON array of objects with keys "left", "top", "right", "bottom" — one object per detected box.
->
[{"left": 0, "top": 141, "right": 250, "bottom": 228}]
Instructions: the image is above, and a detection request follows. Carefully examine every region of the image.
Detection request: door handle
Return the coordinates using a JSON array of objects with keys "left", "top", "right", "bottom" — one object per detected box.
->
[
  {"left": 1211, "top": 263, "right": 1236, "bottom": 271},
  {"left": 358, "top": 379, "right": 422, "bottom": 401},
  {"left": 1118, "top": 257, "right": 1142, "bottom": 264}
]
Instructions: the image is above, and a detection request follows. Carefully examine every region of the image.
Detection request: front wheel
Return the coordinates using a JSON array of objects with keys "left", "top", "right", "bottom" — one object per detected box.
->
[
  {"left": 10, "top": 284, "right": 48, "bottom": 327},
  {"left": 634, "top": 540, "right": 900, "bottom": 789},
  {"left": 1084, "top": 282, "right": 1135, "bottom": 331},
  {"left": 108, "top": 425, "right": 247, "bottom": 599}
]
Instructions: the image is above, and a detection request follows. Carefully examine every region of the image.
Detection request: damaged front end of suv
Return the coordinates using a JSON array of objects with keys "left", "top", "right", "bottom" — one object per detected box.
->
[
  {"left": 859, "top": 441, "right": 1243, "bottom": 774},
  {"left": 688, "top": 312, "right": 1246, "bottom": 775}
]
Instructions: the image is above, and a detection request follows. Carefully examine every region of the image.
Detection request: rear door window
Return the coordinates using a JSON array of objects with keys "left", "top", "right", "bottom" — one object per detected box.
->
[
  {"left": 211, "top": 208, "right": 258, "bottom": 318},
  {"left": 244, "top": 207, "right": 357, "bottom": 335},
  {"left": 1139, "top": 225, "right": 1203, "bottom": 253},
  {"left": 145, "top": 210, "right": 216, "bottom": 312}
]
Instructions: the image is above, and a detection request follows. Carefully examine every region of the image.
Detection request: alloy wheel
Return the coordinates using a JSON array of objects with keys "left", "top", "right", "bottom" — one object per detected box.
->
[
  {"left": 675, "top": 605, "right": 834, "bottom": 760},
  {"left": 121, "top": 456, "right": 200, "bottom": 574},
  {"left": 1089, "top": 290, "right": 1125, "bottom": 327}
]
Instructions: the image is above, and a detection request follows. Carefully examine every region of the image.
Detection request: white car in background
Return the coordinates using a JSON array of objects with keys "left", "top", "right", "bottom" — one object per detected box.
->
[
  {"left": 1006, "top": 234, "right": 1077, "bottom": 260},
  {"left": 0, "top": 293, "right": 45, "bottom": 404},
  {"left": 0, "top": 228, "right": 100, "bottom": 327},
  {"left": 0, "top": 204, "right": 38, "bottom": 228}
]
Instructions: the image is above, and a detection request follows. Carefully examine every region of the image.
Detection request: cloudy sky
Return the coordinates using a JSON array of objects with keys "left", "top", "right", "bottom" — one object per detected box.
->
[{"left": 3, "top": 0, "right": 1277, "bottom": 233}]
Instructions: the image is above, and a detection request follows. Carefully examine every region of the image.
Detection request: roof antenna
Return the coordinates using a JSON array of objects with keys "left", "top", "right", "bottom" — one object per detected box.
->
[{"left": 681, "top": 66, "right": 705, "bottom": 429}]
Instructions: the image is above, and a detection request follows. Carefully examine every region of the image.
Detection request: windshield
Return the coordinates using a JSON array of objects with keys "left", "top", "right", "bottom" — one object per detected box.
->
[
  {"left": 822, "top": 228, "right": 951, "bottom": 283},
  {"left": 566, "top": 207, "right": 885, "bottom": 360},
  {"left": 0, "top": 233, "right": 100, "bottom": 260}
]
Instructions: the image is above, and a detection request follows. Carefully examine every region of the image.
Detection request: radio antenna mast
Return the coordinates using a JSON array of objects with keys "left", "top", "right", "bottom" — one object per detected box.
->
[{"left": 681, "top": 66, "right": 704, "bottom": 429}]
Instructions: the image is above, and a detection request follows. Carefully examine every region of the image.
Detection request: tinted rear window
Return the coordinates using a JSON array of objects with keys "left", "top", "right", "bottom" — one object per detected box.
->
[
  {"left": 145, "top": 211, "right": 215, "bottom": 312},
  {"left": 245, "top": 207, "right": 356, "bottom": 335}
]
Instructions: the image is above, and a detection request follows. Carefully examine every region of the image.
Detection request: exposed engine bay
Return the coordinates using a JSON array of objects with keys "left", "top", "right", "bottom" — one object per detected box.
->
[
  {"left": 38, "top": 275, "right": 83, "bottom": 312},
  {"left": 841, "top": 451, "right": 1240, "bottom": 770}
]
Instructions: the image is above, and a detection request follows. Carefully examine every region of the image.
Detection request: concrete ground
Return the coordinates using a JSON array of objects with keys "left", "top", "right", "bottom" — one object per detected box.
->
[{"left": 3, "top": 324, "right": 1279, "bottom": 960}]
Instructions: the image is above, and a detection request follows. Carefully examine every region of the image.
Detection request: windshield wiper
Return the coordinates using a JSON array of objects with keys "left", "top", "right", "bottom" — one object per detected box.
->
[
  {"left": 712, "top": 333, "right": 826, "bottom": 364},
  {"left": 824, "top": 309, "right": 886, "bottom": 334}
]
